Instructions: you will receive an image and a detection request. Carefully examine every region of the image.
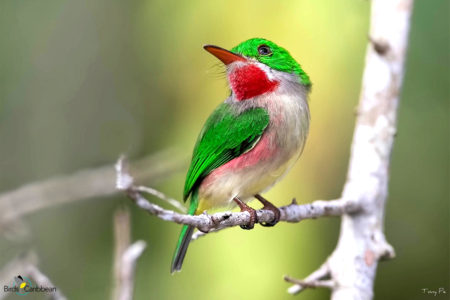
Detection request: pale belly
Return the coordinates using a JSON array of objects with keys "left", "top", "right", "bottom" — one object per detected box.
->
[{"left": 197, "top": 125, "right": 305, "bottom": 212}]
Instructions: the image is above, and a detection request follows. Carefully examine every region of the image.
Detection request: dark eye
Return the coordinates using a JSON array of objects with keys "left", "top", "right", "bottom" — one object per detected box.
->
[{"left": 258, "top": 45, "right": 272, "bottom": 56}]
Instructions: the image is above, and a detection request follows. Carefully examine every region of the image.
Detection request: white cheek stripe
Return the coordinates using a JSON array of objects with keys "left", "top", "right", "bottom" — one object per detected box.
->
[{"left": 227, "top": 60, "right": 278, "bottom": 82}]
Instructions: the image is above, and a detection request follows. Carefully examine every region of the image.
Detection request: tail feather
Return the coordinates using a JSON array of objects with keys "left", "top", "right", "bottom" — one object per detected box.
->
[
  {"left": 171, "top": 189, "right": 198, "bottom": 273},
  {"left": 171, "top": 225, "right": 194, "bottom": 273}
]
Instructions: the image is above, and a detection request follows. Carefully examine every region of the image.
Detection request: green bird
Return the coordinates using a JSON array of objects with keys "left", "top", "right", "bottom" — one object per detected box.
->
[{"left": 171, "top": 38, "right": 311, "bottom": 273}]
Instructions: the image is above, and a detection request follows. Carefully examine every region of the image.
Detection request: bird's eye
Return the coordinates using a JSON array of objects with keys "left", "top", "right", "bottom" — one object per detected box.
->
[{"left": 258, "top": 45, "right": 272, "bottom": 56}]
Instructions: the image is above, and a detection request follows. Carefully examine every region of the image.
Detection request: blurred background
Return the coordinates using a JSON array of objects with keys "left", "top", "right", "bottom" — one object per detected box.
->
[{"left": 0, "top": 0, "right": 448, "bottom": 299}]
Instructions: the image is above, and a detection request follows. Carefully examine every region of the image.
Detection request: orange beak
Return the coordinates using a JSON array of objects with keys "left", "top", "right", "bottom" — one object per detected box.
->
[{"left": 203, "top": 45, "right": 246, "bottom": 65}]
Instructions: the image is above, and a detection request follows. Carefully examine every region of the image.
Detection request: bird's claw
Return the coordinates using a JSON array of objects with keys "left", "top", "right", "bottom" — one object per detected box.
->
[
  {"left": 233, "top": 197, "right": 257, "bottom": 230},
  {"left": 240, "top": 208, "right": 257, "bottom": 230},
  {"left": 255, "top": 194, "right": 281, "bottom": 227}
]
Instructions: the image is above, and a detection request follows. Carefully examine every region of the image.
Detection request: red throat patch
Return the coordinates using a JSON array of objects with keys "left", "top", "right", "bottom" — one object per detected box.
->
[{"left": 229, "top": 64, "right": 279, "bottom": 101}]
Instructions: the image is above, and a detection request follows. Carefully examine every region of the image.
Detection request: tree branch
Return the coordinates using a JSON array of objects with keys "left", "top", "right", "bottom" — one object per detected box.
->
[
  {"left": 285, "top": 262, "right": 332, "bottom": 294},
  {"left": 284, "top": 275, "right": 335, "bottom": 290},
  {"left": 115, "top": 157, "right": 360, "bottom": 233},
  {"left": 287, "top": 0, "right": 412, "bottom": 299},
  {"left": 0, "top": 150, "right": 185, "bottom": 231},
  {"left": 113, "top": 208, "right": 147, "bottom": 300}
]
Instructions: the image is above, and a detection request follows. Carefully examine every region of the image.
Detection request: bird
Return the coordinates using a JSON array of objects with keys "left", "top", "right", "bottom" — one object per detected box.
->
[{"left": 171, "top": 38, "right": 311, "bottom": 273}]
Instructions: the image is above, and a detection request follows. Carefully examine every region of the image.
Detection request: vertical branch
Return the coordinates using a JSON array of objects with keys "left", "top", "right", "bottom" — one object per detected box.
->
[
  {"left": 329, "top": 0, "right": 413, "bottom": 299},
  {"left": 113, "top": 208, "right": 131, "bottom": 300},
  {"left": 287, "top": 0, "right": 414, "bottom": 298},
  {"left": 112, "top": 208, "right": 147, "bottom": 300}
]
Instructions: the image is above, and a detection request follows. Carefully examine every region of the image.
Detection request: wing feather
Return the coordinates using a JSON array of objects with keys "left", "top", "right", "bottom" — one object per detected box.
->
[{"left": 183, "top": 102, "right": 269, "bottom": 201}]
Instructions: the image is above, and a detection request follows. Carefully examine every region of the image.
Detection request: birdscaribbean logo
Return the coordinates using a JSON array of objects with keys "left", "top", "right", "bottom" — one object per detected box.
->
[
  {"left": 3, "top": 275, "right": 57, "bottom": 296},
  {"left": 14, "top": 275, "right": 32, "bottom": 295}
]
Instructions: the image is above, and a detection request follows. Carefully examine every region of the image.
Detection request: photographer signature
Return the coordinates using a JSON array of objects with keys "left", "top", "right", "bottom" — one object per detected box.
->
[{"left": 421, "top": 288, "right": 447, "bottom": 297}]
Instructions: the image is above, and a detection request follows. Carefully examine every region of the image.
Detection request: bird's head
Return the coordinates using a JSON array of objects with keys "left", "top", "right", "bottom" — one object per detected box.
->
[{"left": 204, "top": 38, "right": 310, "bottom": 101}]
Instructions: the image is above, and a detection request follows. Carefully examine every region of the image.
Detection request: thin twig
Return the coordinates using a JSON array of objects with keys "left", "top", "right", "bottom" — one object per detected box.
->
[
  {"left": 135, "top": 186, "right": 186, "bottom": 213},
  {"left": 0, "top": 150, "right": 185, "bottom": 228},
  {"left": 115, "top": 156, "right": 186, "bottom": 213},
  {"left": 116, "top": 156, "right": 360, "bottom": 233},
  {"left": 284, "top": 275, "right": 335, "bottom": 289},
  {"left": 285, "top": 262, "right": 331, "bottom": 294},
  {"left": 191, "top": 229, "right": 215, "bottom": 241}
]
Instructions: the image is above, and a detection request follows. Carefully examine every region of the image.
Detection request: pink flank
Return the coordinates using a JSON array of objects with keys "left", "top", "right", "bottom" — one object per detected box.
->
[
  {"left": 229, "top": 64, "right": 279, "bottom": 101},
  {"left": 201, "top": 133, "right": 277, "bottom": 186}
]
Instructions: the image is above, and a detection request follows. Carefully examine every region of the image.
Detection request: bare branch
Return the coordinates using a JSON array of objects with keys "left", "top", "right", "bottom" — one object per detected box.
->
[
  {"left": 0, "top": 150, "right": 185, "bottom": 228},
  {"left": 286, "top": 262, "right": 332, "bottom": 294},
  {"left": 290, "top": 1, "right": 412, "bottom": 299},
  {"left": 113, "top": 208, "right": 147, "bottom": 300},
  {"left": 25, "top": 264, "right": 67, "bottom": 300},
  {"left": 191, "top": 228, "right": 216, "bottom": 241},
  {"left": 113, "top": 208, "right": 132, "bottom": 298},
  {"left": 135, "top": 186, "right": 186, "bottom": 213},
  {"left": 284, "top": 275, "right": 334, "bottom": 290},
  {"left": 115, "top": 156, "right": 186, "bottom": 213},
  {"left": 115, "top": 241, "right": 146, "bottom": 300},
  {"left": 116, "top": 157, "right": 360, "bottom": 233}
]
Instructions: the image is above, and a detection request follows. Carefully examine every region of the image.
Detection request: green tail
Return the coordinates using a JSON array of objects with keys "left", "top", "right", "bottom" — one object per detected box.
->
[{"left": 171, "top": 190, "right": 198, "bottom": 273}]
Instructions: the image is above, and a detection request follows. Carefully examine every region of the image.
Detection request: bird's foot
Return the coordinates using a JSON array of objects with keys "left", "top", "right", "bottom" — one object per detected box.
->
[
  {"left": 233, "top": 197, "right": 257, "bottom": 230},
  {"left": 255, "top": 194, "right": 281, "bottom": 227}
]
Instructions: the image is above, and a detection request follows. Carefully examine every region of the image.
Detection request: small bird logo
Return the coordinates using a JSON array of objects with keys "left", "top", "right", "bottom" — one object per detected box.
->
[
  {"left": 14, "top": 275, "right": 26, "bottom": 288},
  {"left": 13, "top": 275, "right": 32, "bottom": 295}
]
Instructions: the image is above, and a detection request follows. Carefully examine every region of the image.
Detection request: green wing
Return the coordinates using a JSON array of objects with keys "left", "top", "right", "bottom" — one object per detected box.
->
[{"left": 183, "top": 102, "right": 270, "bottom": 201}]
